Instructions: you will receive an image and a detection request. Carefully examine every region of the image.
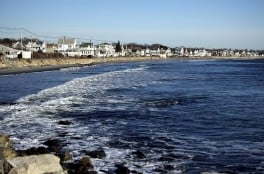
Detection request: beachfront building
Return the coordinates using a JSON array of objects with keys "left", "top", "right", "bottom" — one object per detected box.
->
[
  {"left": 173, "top": 47, "right": 181, "bottom": 56},
  {"left": 113, "top": 43, "right": 126, "bottom": 57},
  {"left": 195, "top": 49, "right": 211, "bottom": 57},
  {"left": 65, "top": 48, "right": 81, "bottom": 57},
  {"left": 165, "top": 48, "right": 173, "bottom": 57},
  {"left": 46, "top": 43, "right": 57, "bottom": 53},
  {"left": 12, "top": 41, "right": 24, "bottom": 50},
  {"left": 0, "top": 44, "right": 19, "bottom": 59},
  {"left": 25, "top": 41, "right": 46, "bottom": 52},
  {"left": 57, "top": 37, "right": 77, "bottom": 54},
  {"left": 18, "top": 51, "right": 32, "bottom": 59},
  {"left": 0, "top": 43, "right": 32, "bottom": 59},
  {"left": 79, "top": 42, "right": 96, "bottom": 58},
  {"left": 150, "top": 48, "right": 160, "bottom": 56},
  {"left": 180, "top": 47, "right": 185, "bottom": 56},
  {"left": 222, "top": 49, "right": 231, "bottom": 57},
  {"left": 144, "top": 48, "right": 151, "bottom": 57},
  {"left": 95, "top": 43, "right": 115, "bottom": 57}
]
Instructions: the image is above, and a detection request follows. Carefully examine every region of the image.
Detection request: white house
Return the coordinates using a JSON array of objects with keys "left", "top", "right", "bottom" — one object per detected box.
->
[
  {"left": 80, "top": 42, "right": 96, "bottom": 57},
  {"left": 65, "top": 48, "right": 81, "bottom": 57},
  {"left": 165, "top": 48, "right": 172, "bottom": 57},
  {"left": 46, "top": 43, "right": 57, "bottom": 53},
  {"left": 96, "top": 43, "right": 115, "bottom": 57},
  {"left": 57, "top": 37, "right": 77, "bottom": 54},
  {"left": 180, "top": 47, "right": 185, "bottom": 56},
  {"left": 0, "top": 44, "right": 31, "bottom": 59},
  {"left": 144, "top": 48, "right": 151, "bottom": 57},
  {"left": 150, "top": 48, "right": 160, "bottom": 56},
  {"left": 20, "top": 51, "right": 32, "bottom": 59},
  {"left": 25, "top": 41, "right": 46, "bottom": 52},
  {"left": 0, "top": 44, "right": 18, "bottom": 59}
]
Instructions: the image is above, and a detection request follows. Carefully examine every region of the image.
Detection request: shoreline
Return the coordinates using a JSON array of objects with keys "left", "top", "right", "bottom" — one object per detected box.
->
[
  {"left": 0, "top": 56, "right": 263, "bottom": 75},
  {"left": 0, "top": 57, "right": 162, "bottom": 75}
]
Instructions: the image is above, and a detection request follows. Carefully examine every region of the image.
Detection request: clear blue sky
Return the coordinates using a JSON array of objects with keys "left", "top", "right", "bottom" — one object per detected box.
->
[{"left": 1, "top": 0, "right": 264, "bottom": 49}]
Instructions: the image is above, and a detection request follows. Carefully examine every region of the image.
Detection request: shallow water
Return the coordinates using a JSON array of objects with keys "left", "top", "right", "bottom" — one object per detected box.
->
[{"left": 0, "top": 59, "right": 264, "bottom": 173}]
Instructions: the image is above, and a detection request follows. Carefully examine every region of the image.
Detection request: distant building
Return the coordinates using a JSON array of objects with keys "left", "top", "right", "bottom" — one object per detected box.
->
[
  {"left": 46, "top": 43, "right": 57, "bottom": 53},
  {"left": 25, "top": 41, "right": 46, "bottom": 52},
  {"left": 80, "top": 42, "right": 96, "bottom": 57},
  {"left": 165, "top": 48, "right": 172, "bottom": 57},
  {"left": 150, "top": 48, "right": 160, "bottom": 56},
  {"left": 0, "top": 44, "right": 19, "bottom": 59},
  {"left": 96, "top": 43, "right": 115, "bottom": 57},
  {"left": 57, "top": 37, "right": 77, "bottom": 53},
  {"left": 0, "top": 43, "right": 32, "bottom": 59}
]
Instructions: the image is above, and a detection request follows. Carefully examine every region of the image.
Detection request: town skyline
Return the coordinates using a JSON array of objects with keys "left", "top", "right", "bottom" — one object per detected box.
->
[{"left": 1, "top": 0, "right": 264, "bottom": 50}]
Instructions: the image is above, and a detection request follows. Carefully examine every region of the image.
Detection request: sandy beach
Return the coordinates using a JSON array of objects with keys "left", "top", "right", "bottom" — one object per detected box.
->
[
  {"left": 0, "top": 57, "right": 163, "bottom": 75},
  {"left": 0, "top": 56, "right": 263, "bottom": 75}
]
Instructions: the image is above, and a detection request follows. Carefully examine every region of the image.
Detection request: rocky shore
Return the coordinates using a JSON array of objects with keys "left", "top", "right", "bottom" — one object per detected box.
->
[{"left": 0, "top": 133, "right": 135, "bottom": 174}]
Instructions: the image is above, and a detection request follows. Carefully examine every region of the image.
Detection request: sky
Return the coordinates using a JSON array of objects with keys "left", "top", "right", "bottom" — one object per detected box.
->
[{"left": 0, "top": 0, "right": 264, "bottom": 49}]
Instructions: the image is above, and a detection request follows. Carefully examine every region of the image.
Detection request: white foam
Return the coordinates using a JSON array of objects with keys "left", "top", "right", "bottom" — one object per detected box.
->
[
  {"left": 0, "top": 65, "right": 186, "bottom": 173},
  {"left": 59, "top": 66, "right": 81, "bottom": 72}
]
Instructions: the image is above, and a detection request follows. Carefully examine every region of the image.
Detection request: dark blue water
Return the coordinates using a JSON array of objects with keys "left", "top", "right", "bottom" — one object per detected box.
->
[{"left": 0, "top": 59, "right": 263, "bottom": 173}]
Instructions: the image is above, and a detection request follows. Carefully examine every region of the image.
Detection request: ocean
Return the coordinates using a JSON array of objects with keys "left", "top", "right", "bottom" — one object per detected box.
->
[{"left": 0, "top": 59, "right": 263, "bottom": 173}]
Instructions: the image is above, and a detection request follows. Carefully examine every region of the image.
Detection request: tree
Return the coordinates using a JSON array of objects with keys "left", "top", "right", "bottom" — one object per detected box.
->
[{"left": 115, "top": 40, "right": 122, "bottom": 53}]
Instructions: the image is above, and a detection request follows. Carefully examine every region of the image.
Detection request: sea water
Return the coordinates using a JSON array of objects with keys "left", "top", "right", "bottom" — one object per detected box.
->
[{"left": 0, "top": 59, "right": 263, "bottom": 173}]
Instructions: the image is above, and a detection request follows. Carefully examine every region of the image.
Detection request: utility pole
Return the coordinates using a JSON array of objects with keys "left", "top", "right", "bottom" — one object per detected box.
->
[
  {"left": 20, "top": 32, "right": 23, "bottom": 51},
  {"left": 30, "top": 35, "right": 32, "bottom": 50}
]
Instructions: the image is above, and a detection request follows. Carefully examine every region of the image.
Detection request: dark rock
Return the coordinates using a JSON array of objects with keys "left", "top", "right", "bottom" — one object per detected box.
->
[
  {"left": 131, "top": 150, "right": 146, "bottom": 159},
  {"left": 3, "top": 159, "right": 13, "bottom": 173},
  {"left": 64, "top": 156, "right": 93, "bottom": 174},
  {"left": 87, "top": 171, "right": 98, "bottom": 174},
  {"left": 63, "top": 162, "right": 78, "bottom": 174},
  {"left": 163, "top": 165, "right": 174, "bottom": 171},
  {"left": 36, "top": 146, "right": 49, "bottom": 154},
  {"left": 80, "top": 156, "right": 93, "bottom": 170},
  {"left": 59, "top": 149, "right": 72, "bottom": 162},
  {"left": 0, "top": 102, "right": 17, "bottom": 106},
  {"left": 17, "top": 146, "right": 49, "bottom": 156},
  {"left": 71, "top": 136, "right": 82, "bottom": 140},
  {"left": 99, "top": 169, "right": 109, "bottom": 173},
  {"left": 131, "top": 170, "right": 143, "bottom": 174},
  {"left": 86, "top": 148, "right": 106, "bottom": 159},
  {"left": 43, "top": 139, "right": 62, "bottom": 153},
  {"left": 115, "top": 163, "right": 130, "bottom": 174},
  {"left": 57, "top": 120, "right": 73, "bottom": 125}
]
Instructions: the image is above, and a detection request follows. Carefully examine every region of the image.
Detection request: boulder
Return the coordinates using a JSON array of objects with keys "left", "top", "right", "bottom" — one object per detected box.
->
[
  {"left": 59, "top": 150, "right": 72, "bottom": 162},
  {"left": 65, "top": 156, "right": 93, "bottom": 174},
  {"left": 0, "top": 134, "right": 11, "bottom": 146},
  {"left": 85, "top": 148, "right": 106, "bottom": 159},
  {"left": 131, "top": 150, "right": 146, "bottom": 159},
  {"left": 0, "top": 134, "right": 16, "bottom": 159},
  {"left": 8, "top": 154, "right": 65, "bottom": 174},
  {"left": 115, "top": 163, "right": 130, "bottom": 174},
  {"left": 43, "top": 139, "right": 62, "bottom": 153},
  {"left": 17, "top": 147, "right": 49, "bottom": 156},
  {"left": 57, "top": 120, "right": 73, "bottom": 125},
  {"left": 80, "top": 156, "right": 93, "bottom": 170}
]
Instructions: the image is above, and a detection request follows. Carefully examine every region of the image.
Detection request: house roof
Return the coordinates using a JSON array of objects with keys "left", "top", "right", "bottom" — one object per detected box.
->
[
  {"left": 58, "top": 37, "right": 76, "bottom": 45},
  {"left": 80, "top": 42, "right": 93, "bottom": 48}
]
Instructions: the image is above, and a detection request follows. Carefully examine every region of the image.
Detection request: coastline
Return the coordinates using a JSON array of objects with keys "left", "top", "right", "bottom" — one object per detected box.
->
[
  {"left": 0, "top": 57, "right": 162, "bottom": 75},
  {"left": 0, "top": 56, "right": 263, "bottom": 75}
]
